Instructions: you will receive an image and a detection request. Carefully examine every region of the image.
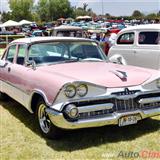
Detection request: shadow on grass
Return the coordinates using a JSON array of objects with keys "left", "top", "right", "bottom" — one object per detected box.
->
[{"left": 1, "top": 98, "right": 160, "bottom": 152}]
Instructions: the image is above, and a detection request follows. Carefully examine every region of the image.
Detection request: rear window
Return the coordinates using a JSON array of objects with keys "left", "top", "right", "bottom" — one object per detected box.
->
[
  {"left": 138, "top": 32, "right": 160, "bottom": 45},
  {"left": 117, "top": 32, "right": 134, "bottom": 45}
]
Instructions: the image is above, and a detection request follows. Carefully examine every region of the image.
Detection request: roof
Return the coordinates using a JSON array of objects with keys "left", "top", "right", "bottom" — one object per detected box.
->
[
  {"left": 19, "top": 20, "right": 32, "bottom": 25},
  {"left": 120, "top": 24, "right": 160, "bottom": 33},
  {"left": 10, "top": 36, "right": 95, "bottom": 44},
  {"left": 2, "top": 20, "right": 20, "bottom": 27},
  {"left": 54, "top": 25, "right": 82, "bottom": 31}
]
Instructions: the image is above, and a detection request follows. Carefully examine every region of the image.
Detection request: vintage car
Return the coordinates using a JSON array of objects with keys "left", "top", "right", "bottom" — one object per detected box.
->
[
  {"left": 108, "top": 24, "right": 160, "bottom": 70},
  {"left": 52, "top": 25, "right": 84, "bottom": 37},
  {"left": 0, "top": 37, "right": 160, "bottom": 139}
]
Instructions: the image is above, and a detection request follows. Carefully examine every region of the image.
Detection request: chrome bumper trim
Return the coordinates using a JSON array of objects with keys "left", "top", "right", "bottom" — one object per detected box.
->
[
  {"left": 46, "top": 108, "right": 160, "bottom": 130},
  {"left": 78, "top": 103, "right": 113, "bottom": 113},
  {"left": 139, "top": 97, "right": 160, "bottom": 104}
]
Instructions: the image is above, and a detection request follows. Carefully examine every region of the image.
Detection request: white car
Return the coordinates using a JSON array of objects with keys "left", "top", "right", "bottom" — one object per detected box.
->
[{"left": 108, "top": 24, "right": 160, "bottom": 70}]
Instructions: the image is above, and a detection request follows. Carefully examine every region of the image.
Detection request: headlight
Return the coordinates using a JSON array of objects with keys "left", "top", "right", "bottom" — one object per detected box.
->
[
  {"left": 64, "top": 85, "right": 76, "bottom": 98},
  {"left": 77, "top": 84, "right": 88, "bottom": 97},
  {"left": 156, "top": 79, "right": 160, "bottom": 88}
]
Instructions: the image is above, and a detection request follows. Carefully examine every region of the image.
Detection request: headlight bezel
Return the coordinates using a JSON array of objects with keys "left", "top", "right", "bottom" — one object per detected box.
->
[
  {"left": 76, "top": 84, "right": 88, "bottom": 97},
  {"left": 64, "top": 83, "right": 88, "bottom": 98},
  {"left": 64, "top": 84, "right": 76, "bottom": 98}
]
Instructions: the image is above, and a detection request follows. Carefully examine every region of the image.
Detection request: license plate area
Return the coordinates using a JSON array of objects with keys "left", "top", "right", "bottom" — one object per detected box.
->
[{"left": 118, "top": 114, "right": 141, "bottom": 127}]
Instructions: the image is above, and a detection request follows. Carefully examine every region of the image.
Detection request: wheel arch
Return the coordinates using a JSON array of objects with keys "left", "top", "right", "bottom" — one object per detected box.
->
[{"left": 29, "top": 91, "right": 51, "bottom": 113}]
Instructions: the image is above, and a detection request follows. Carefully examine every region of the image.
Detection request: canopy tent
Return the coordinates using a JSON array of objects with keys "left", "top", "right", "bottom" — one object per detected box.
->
[
  {"left": 2, "top": 20, "right": 20, "bottom": 27},
  {"left": 83, "top": 16, "right": 92, "bottom": 19},
  {"left": 19, "top": 20, "right": 32, "bottom": 25},
  {"left": 76, "top": 16, "right": 84, "bottom": 19},
  {"left": 76, "top": 16, "right": 92, "bottom": 22},
  {"left": 57, "top": 18, "right": 65, "bottom": 21},
  {"left": 66, "top": 17, "right": 74, "bottom": 21},
  {"left": 76, "top": 16, "right": 92, "bottom": 20}
]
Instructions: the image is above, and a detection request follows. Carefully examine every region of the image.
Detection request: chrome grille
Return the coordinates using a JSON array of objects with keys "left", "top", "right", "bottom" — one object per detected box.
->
[
  {"left": 78, "top": 109, "right": 113, "bottom": 120},
  {"left": 111, "top": 99, "right": 139, "bottom": 111},
  {"left": 64, "top": 93, "right": 160, "bottom": 120},
  {"left": 77, "top": 99, "right": 160, "bottom": 120}
]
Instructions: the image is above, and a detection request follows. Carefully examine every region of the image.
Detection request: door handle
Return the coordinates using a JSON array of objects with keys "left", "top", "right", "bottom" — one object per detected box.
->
[
  {"left": 134, "top": 50, "right": 137, "bottom": 53},
  {"left": 8, "top": 67, "right": 11, "bottom": 72}
]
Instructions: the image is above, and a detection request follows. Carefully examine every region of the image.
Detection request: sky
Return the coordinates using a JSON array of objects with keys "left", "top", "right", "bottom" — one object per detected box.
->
[{"left": 0, "top": 0, "right": 160, "bottom": 16}]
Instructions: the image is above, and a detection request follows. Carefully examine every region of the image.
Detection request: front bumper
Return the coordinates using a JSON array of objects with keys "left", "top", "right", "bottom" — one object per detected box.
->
[{"left": 46, "top": 107, "right": 160, "bottom": 129}]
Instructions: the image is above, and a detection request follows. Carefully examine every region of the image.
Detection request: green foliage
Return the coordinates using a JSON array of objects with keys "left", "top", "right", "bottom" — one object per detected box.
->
[
  {"left": 9, "top": 0, "right": 33, "bottom": 21},
  {"left": 1, "top": 12, "right": 12, "bottom": 22},
  {"left": 36, "top": 0, "right": 73, "bottom": 21},
  {"left": 1, "top": 2, "right": 159, "bottom": 23},
  {"left": 132, "top": 10, "right": 144, "bottom": 18},
  {"left": 146, "top": 13, "right": 157, "bottom": 20},
  {"left": 73, "top": 6, "right": 95, "bottom": 18}
]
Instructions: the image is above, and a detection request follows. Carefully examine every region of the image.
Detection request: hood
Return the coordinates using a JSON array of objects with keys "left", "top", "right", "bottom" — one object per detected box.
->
[{"left": 38, "top": 62, "right": 155, "bottom": 88}]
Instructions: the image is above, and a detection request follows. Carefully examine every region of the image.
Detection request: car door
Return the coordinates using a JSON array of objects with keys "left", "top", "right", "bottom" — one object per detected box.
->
[
  {"left": 109, "top": 31, "right": 136, "bottom": 65},
  {"left": 0, "top": 44, "right": 17, "bottom": 94},
  {"left": 134, "top": 31, "right": 160, "bottom": 70},
  {"left": 1, "top": 43, "right": 30, "bottom": 106}
]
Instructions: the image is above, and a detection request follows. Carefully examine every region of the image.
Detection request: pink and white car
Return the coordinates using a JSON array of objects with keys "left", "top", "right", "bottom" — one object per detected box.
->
[{"left": 0, "top": 37, "right": 160, "bottom": 139}]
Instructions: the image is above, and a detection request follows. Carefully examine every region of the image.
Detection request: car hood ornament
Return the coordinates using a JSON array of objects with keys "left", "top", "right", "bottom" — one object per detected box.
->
[{"left": 110, "top": 70, "right": 127, "bottom": 81}]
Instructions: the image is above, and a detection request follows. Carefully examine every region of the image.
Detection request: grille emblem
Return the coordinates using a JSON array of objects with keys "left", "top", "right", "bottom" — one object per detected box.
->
[{"left": 124, "top": 88, "right": 130, "bottom": 95}]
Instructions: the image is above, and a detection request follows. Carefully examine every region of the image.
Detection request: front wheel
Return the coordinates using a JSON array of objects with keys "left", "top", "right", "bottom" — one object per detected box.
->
[{"left": 35, "top": 99, "right": 63, "bottom": 139}]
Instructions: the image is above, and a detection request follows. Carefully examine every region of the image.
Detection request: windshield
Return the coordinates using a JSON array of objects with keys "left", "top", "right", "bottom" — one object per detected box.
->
[{"left": 28, "top": 41, "right": 106, "bottom": 65}]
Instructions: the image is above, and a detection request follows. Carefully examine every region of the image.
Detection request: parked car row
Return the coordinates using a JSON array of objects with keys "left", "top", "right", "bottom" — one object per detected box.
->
[{"left": 0, "top": 36, "right": 160, "bottom": 139}]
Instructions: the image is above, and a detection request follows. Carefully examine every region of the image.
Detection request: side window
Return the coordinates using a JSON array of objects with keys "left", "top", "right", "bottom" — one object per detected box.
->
[
  {"left": 17, "top": 44, "right": 26, "bottom": 65},
  {"left": 138, "top": 32, "right": 160, "bottom": 45},
  {"left": 117, "top": 32, "right": 134, "bottom": 44},
  {"left": 6, "top": 45, "right": 17, "bottom": 63}
]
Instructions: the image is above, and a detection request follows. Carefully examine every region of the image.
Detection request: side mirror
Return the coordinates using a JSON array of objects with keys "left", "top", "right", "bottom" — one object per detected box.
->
[
  {"left": 0, "top": 60, "right": 8, "bottom": 68},
  {"left": 26, "top": 60, "right": 36, "bottom": 70}
]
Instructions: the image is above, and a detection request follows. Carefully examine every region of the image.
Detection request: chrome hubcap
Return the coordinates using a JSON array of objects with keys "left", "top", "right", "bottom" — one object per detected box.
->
[{"left": 38, "top": 104, "right": 51, "bottom": 133}]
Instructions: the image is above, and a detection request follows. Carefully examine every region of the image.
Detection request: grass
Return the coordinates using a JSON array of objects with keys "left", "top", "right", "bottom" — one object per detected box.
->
[
  {"left": 0, "top": 49, "right": 4, "bottom": 56},
  {"left": 0, "top": 98, "right": 160, "bottom": 160}
]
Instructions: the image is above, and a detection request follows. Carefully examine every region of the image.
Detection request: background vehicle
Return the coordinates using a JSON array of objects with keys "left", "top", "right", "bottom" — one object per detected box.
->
[
  {"left": 108, "top": 24, "right": 160, "bottom": 70},
  {"left": 52, "top": 25, "right": 84, "bottom": 37}
]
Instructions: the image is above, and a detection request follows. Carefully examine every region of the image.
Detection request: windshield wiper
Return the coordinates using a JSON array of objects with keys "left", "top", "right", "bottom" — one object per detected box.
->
[{"left": 61, "top": 59, "right": 79, "bottom": 63}]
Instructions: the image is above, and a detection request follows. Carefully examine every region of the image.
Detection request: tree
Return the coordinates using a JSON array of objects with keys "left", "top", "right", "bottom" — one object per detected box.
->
[
  {"left": 1, "top": 12, "right": 12, "bottom": 22},
  {"left": 73, "top": 3, "right": 95, "bottom": 18},
  {"left": 146, "top": 13, "right": 157, "bottom": 20},
  {"left": 9, "top": 0, "right": 33, "bottom": 21},
  {"left": 132, "top": 10, "right": 144, "bottom": 18},
  {"left": 83, "top": 3, "right": 88, "bottom": 11},
  {"left": 36, "top": 0, "right": 73, "bottom": 22}
]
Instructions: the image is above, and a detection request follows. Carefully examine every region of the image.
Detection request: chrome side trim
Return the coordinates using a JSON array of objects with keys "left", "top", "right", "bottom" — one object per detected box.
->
[
  {"left": 0, "top": 80, "right": 31, "bottom": 110},
  {"left": 78, "top": 103, "right": 113, "bottom": 113},
  {"left": 0, "top": 80, "right": 51, "bottom": 113},
  {"left": 139, "top": 97, "right": 160, "bottom": 104}
]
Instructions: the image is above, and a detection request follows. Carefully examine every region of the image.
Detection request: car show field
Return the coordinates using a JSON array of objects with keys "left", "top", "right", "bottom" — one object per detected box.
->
[
  {"left": 0, "top": 99, "right": 159, "bottom": 160},
  {"left": 0, "top": 49, "right": 4, "bottom": 56}
]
